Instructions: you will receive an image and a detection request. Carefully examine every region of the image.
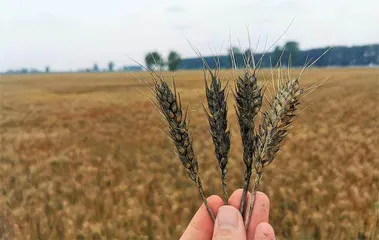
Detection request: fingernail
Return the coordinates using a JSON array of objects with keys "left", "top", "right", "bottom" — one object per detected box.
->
[{"left": 217, "top": 206, "right": 238, "bottom": 229}]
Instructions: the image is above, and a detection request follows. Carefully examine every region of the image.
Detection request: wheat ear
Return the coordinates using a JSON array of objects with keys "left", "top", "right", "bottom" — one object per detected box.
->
[
  {"left": 244, "top": 78, "right": 303, "bottom": 229},
  {"left": 204, "top": 70, "right": 231, "bottom": 205},
  {"left": 234, "top": 69, "right": 262, "bottom": 216},
  {"left": 154, "top": 77, "right": 215, "bottom": 221}
]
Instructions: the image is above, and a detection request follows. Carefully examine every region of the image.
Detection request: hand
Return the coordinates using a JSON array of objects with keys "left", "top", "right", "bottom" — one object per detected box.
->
[{"left": 180, "top": 189, "right": 275, "bottom": 240}]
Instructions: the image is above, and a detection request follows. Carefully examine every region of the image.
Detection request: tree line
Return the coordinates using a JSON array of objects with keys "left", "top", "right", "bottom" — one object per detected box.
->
[
  {"left": 145, "top": 42, "right": 379, "bottom": 71},
  {"left": 3, "top": 42, "right": 378, "bottom": 74},
  {"left": 4, "top": 63, "right": 142, "bottom": 74}
]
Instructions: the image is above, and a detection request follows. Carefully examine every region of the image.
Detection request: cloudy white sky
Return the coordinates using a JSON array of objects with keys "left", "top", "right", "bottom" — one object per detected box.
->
[{"left": 1, "top": 0, "right": 378, "bottom": 71}]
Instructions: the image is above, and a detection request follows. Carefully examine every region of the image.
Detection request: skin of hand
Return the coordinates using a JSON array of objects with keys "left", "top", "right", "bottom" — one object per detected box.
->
[{"left": 180, "top": 189, "right": 275, "bottom": 240}]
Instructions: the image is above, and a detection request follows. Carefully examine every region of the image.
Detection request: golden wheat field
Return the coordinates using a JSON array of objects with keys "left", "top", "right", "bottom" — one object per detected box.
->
[{"left": 0, "top": 68, "right": 378, "bottom": 239}]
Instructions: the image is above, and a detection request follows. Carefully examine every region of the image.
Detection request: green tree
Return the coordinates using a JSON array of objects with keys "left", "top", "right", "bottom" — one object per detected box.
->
[
  {"left": 167, "top": 51, "right": 181, "bottom": 71},
  {"left": 228, "top": 46, "right": 243, "bottom": 68},
  {"left": 145, "top": 52, "right": 164, "bottom": 71},
  {"left": 272, "top": 46, "right": 283, "bottom": 66},
  {"left": 93, "top": 63, "right": 99, "bottom": 72},
  {"left": 108, "top": 61, "right": 115, "bottom": 72},
  {"left": 283, "top": 41, "right": 300, "bottom": 66}
]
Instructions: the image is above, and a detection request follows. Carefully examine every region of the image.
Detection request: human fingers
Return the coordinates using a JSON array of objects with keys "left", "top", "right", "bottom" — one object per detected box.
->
[
  {"left": 212, "top": 205, "right": 246, "bottom": 240},
  {"left": 180, "top": 195, "right": 224, "bottom": 240},
  {"left": 228, "top": 189, "right": 270, "bottom": 239},
  {"left": 253, "top": 222, "right": 275, "bottom": 240}
]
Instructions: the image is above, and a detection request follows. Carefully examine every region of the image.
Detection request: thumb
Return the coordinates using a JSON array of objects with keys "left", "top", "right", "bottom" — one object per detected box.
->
[{"left": 212, "top": 206, "right": 246, "bottom": 240}]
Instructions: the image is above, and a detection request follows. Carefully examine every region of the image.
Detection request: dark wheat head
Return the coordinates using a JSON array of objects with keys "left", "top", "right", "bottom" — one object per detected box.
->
[
  {"left": 153, "top": 77, "right": 215, "bottom": 221},
  {"left": 235, "top": 70, "right": 262, "bottom": 167},
  {"left": 235, "top": 69, "right": 263, "bottom": 215},
  {"left": 204, "top": 71, "right": 231, "bottom": 204},
  {"left": 154, "top": 79, "right": 198, "bottom": 180}
]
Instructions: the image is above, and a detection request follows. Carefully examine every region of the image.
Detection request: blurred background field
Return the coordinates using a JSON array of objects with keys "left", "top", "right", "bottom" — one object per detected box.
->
[{"left": 1, "top": 68, "right": 378, "bottom": 239}]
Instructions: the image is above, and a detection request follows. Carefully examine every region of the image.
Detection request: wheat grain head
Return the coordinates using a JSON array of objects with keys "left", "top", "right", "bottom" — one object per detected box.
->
[
  {"left": 204, "top": 69, "right": 231, "bottom": 204},
  {"left": 153, "top": 76, "right": 215, "bottom": 221},
  {"left": 235, "top": 68, "right": 263, "bottom": 216},
  {"left": 244, "top": 77, "right": 303, "bottom": 228}
]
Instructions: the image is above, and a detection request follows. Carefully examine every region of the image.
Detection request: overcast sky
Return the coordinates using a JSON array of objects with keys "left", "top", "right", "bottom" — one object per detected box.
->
[{"left": 1, "top": 0, "right": 378, "bottom": 71}]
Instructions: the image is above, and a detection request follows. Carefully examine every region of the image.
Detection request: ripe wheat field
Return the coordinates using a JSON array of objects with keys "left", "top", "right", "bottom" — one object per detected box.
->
[{"left": 0, "top": 68, "right": 378, "bottom": 239}]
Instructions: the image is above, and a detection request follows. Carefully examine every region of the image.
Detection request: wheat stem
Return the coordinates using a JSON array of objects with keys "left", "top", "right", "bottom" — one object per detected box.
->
[
  {"left": 240, "top": 168, "right": 252, "bottom": 215},
  {"left": 244, "top": 170, "right": 263, "bottom": 229},
  {"left": 195, "top": 176, "right": 215, "bottom": 221},
  {"left": 221, "top": 174, "right": 228, "bottom": 205}
]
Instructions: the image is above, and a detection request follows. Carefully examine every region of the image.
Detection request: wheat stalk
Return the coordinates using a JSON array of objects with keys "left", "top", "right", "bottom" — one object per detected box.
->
[
  {"left": 153, "top": 76, "right": 215, "bottom": 221},
  {"left": 234, "top": 68, "right": 263, "bottom": 216},
  {"left": 244, "top": 78, "right": 303, "bottom": 229},
  {"left": 203, "top": 69, "right": 231, "bottom": 204}
]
